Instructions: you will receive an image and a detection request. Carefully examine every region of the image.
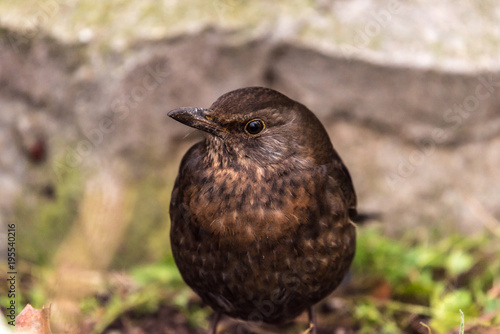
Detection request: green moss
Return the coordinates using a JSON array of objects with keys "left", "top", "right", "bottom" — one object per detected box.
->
[
  {"left": 353, "top": 225, "right": 500, "bottom": 333},
  {"left": 14, "top": 165, "right": 84, "bottom": 265}
]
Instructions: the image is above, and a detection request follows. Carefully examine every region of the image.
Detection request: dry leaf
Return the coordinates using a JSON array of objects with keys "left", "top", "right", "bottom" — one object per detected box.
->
[{"left": 14, "top": 304, "right": 52, "bottom": 334}]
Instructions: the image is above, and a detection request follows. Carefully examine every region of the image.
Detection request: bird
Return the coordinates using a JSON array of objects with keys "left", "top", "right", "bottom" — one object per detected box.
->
[{"left": 168, "top": 87, "right": 357, "bottom": 334}]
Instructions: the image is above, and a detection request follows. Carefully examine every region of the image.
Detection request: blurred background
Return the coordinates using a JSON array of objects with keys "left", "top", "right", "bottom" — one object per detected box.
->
[{"left": 1, "top": 1, "right": 499, "bottom": 333}]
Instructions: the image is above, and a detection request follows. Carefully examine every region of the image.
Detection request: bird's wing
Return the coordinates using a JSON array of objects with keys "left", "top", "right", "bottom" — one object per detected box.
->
[
  {"left": 327, "top": 160, "right": 357, "bottom": 220},
  {"left": 170, "top": 142, "right": 205, "bottom": 211}
]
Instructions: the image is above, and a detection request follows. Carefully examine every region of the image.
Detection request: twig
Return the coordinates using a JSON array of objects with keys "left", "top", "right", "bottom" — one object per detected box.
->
[{"left": 419, "top": 321, "right": 432, "bottom": 334}]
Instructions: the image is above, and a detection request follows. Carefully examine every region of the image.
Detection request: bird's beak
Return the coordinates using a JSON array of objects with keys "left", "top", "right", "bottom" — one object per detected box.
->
[{"left": 168, "top": 107, "right": 226, "bottom": 137}]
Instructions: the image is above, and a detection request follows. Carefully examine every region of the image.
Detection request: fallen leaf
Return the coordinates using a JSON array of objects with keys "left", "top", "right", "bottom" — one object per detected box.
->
[{"left": 15, "top": 304, "right": 52, "bottom": 334}]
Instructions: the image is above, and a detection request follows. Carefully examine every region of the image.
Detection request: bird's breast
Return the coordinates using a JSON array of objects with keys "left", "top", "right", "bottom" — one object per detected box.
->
[
  {"left": 176, "top": 158, "right": 344, "bottom": 254},
  {"left": 187, "top": 166, "right": 304, "bottom": 246}
]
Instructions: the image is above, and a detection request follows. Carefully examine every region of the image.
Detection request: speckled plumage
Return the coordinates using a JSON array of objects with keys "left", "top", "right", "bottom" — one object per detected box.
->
[{"left": 168, "top": 87, "right": 356, "bottom": 331}]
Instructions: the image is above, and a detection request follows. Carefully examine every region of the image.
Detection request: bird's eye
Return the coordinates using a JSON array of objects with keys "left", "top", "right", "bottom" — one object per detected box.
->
[{"left": 244, "top": 119, "right": 265, "bottom": 135}]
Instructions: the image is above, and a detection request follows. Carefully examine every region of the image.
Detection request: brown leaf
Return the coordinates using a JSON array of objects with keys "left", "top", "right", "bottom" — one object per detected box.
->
[{"left": 15, "top": 304, "right": 52, "bottom": 334}]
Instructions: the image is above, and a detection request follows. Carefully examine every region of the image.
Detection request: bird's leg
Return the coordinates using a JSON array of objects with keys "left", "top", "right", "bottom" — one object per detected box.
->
[
  {"left": 306, "top": 306, "right": 317, "bottom": 334},
  {"left": 209, "top": 311, "right": 222, "bottom": 334}
]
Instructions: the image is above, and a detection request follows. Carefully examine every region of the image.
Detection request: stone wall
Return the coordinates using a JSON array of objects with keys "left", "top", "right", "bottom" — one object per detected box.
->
[{"left": 1, "top": 27, "right": 499, "bottom": 234}]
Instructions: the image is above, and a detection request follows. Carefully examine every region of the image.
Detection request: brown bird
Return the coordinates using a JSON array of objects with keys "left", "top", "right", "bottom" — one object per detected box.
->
[{"left": 168, "top": 87, "right": 357, "bottom": 334}]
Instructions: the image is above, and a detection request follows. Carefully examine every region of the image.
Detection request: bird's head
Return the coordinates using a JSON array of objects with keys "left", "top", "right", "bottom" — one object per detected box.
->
[{"left": 168, "top": 87, "right": 336, "bottom": 168}]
